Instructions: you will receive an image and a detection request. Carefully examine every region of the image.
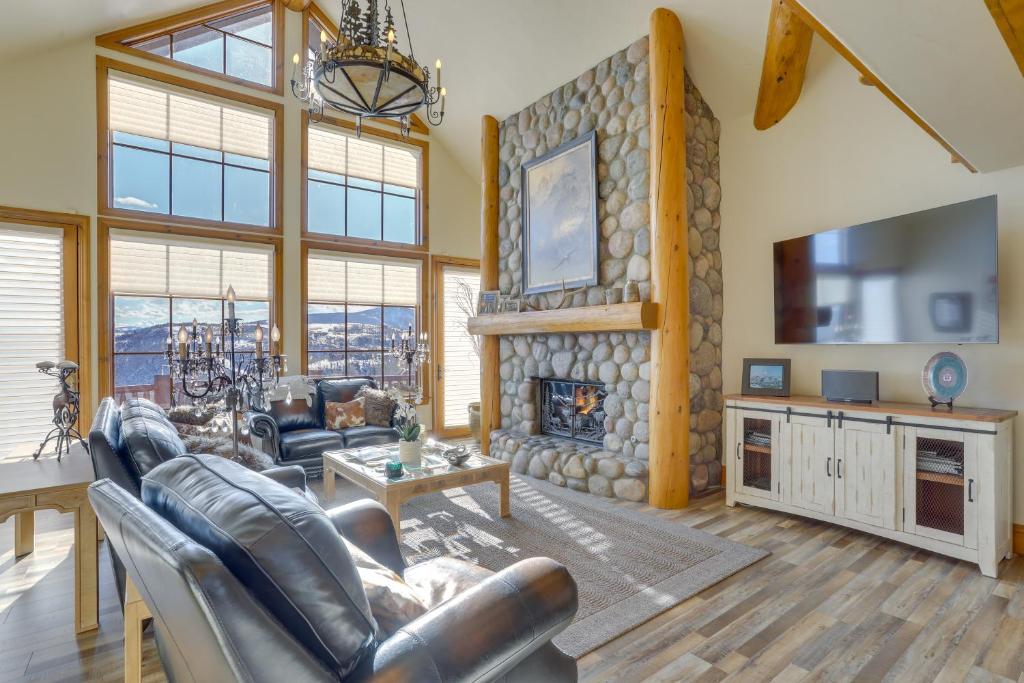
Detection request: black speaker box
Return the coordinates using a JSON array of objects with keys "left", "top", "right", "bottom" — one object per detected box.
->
[{"left": 821, "top": 370, "right": 879, "bottom": 404}]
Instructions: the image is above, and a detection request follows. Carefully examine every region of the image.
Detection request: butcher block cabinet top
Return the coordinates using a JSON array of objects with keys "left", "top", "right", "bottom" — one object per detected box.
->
[{"left": 724, "top": 394, "right": 1017, "bottom": 424}]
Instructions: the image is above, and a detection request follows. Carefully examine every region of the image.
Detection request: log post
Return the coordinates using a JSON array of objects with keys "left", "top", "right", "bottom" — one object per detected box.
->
[
  {"left": 479, "top": 115, "right": 501, "bottom": 455},
  {"left": 648, "top": 8, "right": 690, "bottom": 509}
]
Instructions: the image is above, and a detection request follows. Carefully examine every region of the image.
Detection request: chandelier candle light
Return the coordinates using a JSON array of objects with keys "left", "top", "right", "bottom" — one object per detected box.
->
[
  {"left": 390, "top": 325, "right": 429, "bottom": 402},
  {"left": 291, "top": 0, "right": 445, "bottom": 136},
  {"left": 166, "top": 285, "right": 287, "bottom": 459}
]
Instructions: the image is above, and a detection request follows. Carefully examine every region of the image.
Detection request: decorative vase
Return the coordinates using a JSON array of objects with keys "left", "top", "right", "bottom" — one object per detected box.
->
[
  {"left": 398, "top": 439, "right": 422, "bottom": 466},
  {"left": 623, "top": 279, "right": 639, "bottom": 303},
  {"left": 468, "top": 401, "right": 482, "bottom": 442},
  {"left": 384, "top": 460, "right": 404, "bottom": 479}
]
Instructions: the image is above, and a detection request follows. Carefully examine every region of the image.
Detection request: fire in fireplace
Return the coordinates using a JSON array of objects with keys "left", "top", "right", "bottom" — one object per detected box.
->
[{"left": 539, "top": 378, "right": 608, "bottom": 444}]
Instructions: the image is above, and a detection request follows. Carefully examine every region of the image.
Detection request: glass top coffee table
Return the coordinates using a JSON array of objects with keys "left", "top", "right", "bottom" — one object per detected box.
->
[{"left": 322, "top": 442, "right": 511, "bottom": 535}]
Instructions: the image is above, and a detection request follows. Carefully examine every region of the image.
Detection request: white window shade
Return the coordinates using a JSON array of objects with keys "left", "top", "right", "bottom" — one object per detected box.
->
[
  {"left": 308, "top": 124, "right": 420, "bottom": 188},
  {"left": 307, "top": 251, "right": 419, "bottom": 306},
  {"left": 441, "top": 267, "right": 481, "bottom": 429},
  {"left": 0, "top": 224, "right": 64, "bottom": 456},
  {"left": 109, "top": 73, "right": 272, "bottom": 160},
  {"left": 110, "top": 230, "right": 273, "bottom": 299}
]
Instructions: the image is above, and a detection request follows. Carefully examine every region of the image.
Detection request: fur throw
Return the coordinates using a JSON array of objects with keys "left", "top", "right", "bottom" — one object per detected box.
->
[
  {"left": 170, "top": 412, "right": 275, "bottom": 472},
  {"left": 165, "top": 404, "right": 217, "bottom": 426}
]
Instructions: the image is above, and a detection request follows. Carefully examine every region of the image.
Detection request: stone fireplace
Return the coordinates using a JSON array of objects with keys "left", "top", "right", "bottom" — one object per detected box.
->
[
  {"left": 538, "top": 378, "right": 608, "bottom": 444},
  {"left": 488, "top": 34, "right": 723, "bottom": 503}
]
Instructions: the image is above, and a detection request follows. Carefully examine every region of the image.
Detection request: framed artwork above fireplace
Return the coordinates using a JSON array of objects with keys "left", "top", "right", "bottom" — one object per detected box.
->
[{"left": 521, "top": 130, "right": 599, "bottom": 295}]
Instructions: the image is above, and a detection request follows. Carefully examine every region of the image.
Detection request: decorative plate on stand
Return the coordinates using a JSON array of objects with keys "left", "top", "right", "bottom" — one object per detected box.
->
[{"left": 922, "top": 352, "right": 968, "bottom": 409}]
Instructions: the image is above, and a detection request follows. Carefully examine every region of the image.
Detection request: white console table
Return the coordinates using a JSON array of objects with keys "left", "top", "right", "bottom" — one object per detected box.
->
[{"left": 725, "top": 395, "right": 1016, "bottom": 577}]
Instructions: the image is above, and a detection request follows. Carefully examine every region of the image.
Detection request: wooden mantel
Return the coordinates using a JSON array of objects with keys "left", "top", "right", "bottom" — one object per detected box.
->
[{"left": 467, "top": 302, "right": 658, "bottom": 336}]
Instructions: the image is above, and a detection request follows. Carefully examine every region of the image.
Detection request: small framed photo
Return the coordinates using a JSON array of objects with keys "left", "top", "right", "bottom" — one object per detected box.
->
[
  {"left": 742, "top": 358, "right": 791, "bottom": 397},
  {"left": 478, "top": 290, "right": 500, "bottom": 315},
  {"left": 498, "top": 296, "right": 521, "bottom": 313}
]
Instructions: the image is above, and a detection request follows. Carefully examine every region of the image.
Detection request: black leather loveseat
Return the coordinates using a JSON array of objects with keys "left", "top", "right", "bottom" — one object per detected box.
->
[
  {"left": 248, "top": 377, "right": 399, "bottom": 474},
  {"left": 88, "top": 454, "right": 579, "bottom": 682},
  {"left": 88, "top": 396, "right": 309, "bottom": 605}
]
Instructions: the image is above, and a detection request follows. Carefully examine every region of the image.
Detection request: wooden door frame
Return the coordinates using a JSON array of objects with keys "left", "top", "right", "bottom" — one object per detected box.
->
[
  {"left": 0, "top": 206, "right": 92, "bottom": 428},
  {"left": 430, "top": 255, "right": 480, "bottom": 438}
]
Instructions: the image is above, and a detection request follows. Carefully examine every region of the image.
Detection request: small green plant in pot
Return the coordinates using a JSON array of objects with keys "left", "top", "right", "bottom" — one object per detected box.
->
[{"left": 388, "top": 388, "right": 423, "bottom": 466}]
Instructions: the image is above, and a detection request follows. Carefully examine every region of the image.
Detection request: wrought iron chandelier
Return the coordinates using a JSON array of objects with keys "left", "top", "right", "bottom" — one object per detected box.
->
[
  {"left": 389, "top": 324, "right": 429, "bottom": 402},
  {"left": 166, "top": 286, "right": 287, "bottom": 458},
  {"left": 291, "top": 0, "right": 445, "bottom": 136}
]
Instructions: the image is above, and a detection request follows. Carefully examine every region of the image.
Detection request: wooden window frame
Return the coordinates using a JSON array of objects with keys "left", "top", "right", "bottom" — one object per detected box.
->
[
  {"left": 300, "top": 242, "right": 431, "bottom": 404},
  {"left": 96, "top": 0, "right": 285, "bottom": 96},
  {"left": 96, "top": 56, "right": 285, "bottom": 235},
  {"left": 0, "top": 206, "right": 92, "bottom": 427},
  {"left": 301, "top": 110, "right": 430, "bottom": 253},
  {"left": 301, "top": 3, "right": 430, "bottom": 137},
  {"left": 97, "top": 217, "right": 284, "bottom": 402},
  {"left": 430, "top": 255, "right": 481, "bottom": 437}
]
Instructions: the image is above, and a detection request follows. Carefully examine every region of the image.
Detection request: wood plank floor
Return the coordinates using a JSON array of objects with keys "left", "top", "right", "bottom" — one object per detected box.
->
[{"left": 2, "top": 489, "right": 1022, "bottom": 681}]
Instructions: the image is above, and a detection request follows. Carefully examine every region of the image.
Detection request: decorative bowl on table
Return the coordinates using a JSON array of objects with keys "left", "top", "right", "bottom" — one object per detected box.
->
[{"left": 442, "top": 445, "right": 471, "bottom": 466}]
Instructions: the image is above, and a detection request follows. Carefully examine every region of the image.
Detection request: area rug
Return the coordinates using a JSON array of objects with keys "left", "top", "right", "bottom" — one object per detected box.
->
[{"left": 327, "top": 474, "right": 768, "bottom": 658}]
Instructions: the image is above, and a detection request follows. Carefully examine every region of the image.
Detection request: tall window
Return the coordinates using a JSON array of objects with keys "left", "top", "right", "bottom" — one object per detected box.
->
[
  {"left": 109, "top": 231, "right": 274, "bottom": 406},
  {"left": 106, "top": 72, "right": 274, "bottom": 227},
  {"left": 306, "top": 124, "right": 420, "bottom": 244},
  {"left": 306, "top": 251, "right": 420, "bottom": 386},
  {"left": 101, "top": 1, "right": 280, "bottom": 90}
]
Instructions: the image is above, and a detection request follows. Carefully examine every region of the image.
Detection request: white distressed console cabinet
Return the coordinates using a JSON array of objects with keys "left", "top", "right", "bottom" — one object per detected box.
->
[{"left": 725, "top": 395, "right": 1016, "bottom": 577}]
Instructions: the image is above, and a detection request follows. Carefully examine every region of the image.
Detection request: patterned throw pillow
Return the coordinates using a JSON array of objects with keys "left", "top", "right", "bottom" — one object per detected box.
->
[
  {"left": 357, "top": 386, "right": 395, "bottom": 427},
  {"left": 326, "top": 398, "right": 366, "bottom": 430},
  {"left": 343, "top": 540, "right": 427, "bottom": 638}
]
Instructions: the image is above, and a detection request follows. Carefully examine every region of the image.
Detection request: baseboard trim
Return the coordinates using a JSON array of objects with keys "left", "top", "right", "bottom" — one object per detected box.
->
[{"left": 1013, "top": 524, "right": 1024, "bottom": 555}]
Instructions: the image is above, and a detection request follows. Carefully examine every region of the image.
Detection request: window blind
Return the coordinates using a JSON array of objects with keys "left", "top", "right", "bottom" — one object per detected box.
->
[
  {"left": 307, "top": 124, "right": 419, "bottom": 188},
  {"left": 108, "top": 73, "right": 272, "bottom": 160},
  {"left": 307, "top": 250, "right": 419, "bottom": 306},
  {"left": 109, "top": 230, "right": 273, "bottom": 299},
  {"left": 441, "top": 268, "right": 481, "bottom": 429},
  {"left": 0, "top": 224, "right": 64, "bottom": 456}
]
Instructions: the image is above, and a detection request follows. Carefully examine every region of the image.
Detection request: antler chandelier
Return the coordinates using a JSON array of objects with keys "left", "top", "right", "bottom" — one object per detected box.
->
[{"left": 291, "top": 0, "right": 445, "bottom": 136}]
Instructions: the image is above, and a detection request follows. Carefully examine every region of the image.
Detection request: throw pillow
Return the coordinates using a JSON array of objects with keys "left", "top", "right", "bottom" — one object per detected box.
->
[
  {"left": 326, "top": 398, "right": 366, "bottom": 430},
  {"left": 357, "top": 386, "right": 395, "bottom": 427},
  {"left": 343, "top": 539, "right": 427, "bottom": 638}
]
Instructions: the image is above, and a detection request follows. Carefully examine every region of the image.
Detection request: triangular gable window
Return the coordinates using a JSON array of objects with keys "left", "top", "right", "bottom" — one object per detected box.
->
[{"left": 97, "top": 1, "right": 282, "bottom": 93}]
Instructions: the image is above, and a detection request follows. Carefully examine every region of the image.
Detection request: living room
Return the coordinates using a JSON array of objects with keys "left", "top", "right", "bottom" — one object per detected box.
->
[{"left": 2, "top": 0, "right": 1024, "bottom": 681}]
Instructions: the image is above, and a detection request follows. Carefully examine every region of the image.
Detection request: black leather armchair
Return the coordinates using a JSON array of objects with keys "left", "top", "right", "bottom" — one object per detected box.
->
[
  {"left": 248, "top": 377, "right": 399, "bottom": 474},
  {"left": 87, "top": 455, "right": 578, "bottom": 682},
  {"left": 88, "top": 396, "right": 308, "bottom": 605}
]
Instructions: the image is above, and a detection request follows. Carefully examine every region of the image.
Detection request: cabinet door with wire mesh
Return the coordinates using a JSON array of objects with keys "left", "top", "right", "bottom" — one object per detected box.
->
[
  {"left": 901, "top": 427, "right": 978, "bottom": 549},
  {"left": 732, "top": 409, "right": 782, "bottom": 500}
]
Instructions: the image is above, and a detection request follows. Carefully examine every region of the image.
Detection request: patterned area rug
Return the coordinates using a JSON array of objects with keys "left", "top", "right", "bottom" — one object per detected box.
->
[{"left": 326, "top": 474, "right": 768, "bottom": 658}]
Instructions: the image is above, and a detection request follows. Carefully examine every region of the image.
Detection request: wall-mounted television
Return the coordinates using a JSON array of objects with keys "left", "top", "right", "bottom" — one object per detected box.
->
[{"left": 773, "top": 195, "right": 998, "bottom": 344}]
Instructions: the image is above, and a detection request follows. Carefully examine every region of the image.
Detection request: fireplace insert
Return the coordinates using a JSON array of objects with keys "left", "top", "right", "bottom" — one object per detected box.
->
[{"left": 539, "top": 378, "right": 607, "bottom": 444}]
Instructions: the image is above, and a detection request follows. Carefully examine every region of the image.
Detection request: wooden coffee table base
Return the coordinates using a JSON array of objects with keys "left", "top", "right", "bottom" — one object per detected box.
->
[{"left": 323, "top": 453, "right": 511, "bottom": 536}]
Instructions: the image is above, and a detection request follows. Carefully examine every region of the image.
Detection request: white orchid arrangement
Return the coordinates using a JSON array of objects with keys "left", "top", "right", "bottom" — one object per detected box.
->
[{"left": 386, "top": 387, "right": 421, "bottom": 442}]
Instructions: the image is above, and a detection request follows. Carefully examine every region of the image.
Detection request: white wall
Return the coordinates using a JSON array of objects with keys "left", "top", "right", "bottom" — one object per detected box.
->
[
  {"left": 721, "top": 40, "right": 1024, "bottom": 520},
  {"left": 0, "top": 10, "right": 481, "bottom": 429}
]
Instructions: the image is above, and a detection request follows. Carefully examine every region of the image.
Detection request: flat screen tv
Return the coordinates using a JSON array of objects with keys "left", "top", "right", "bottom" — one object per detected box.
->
[{"left": 774, "top": 195, "right": 998, "bottom": 344}]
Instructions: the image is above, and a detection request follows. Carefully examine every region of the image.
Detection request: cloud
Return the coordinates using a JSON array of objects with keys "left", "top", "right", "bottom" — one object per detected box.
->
[{"left": 115, "top": 196, "right": 158, "bottom": 210}]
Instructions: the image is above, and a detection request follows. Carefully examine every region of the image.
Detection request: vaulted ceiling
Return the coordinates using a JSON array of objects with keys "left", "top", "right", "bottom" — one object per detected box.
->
[{"left": 1, "top": 0, "right": 1022, "bottom": 176}]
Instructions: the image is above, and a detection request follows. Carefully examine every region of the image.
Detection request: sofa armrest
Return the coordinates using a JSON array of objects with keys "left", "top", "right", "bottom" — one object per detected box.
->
[
  {"left": 366, "top": 557, "right": 577, "bottom": 683},
  {"left": 261, "top": 465, "right": 307, "bottom": 490},
  {"left": 326, "top": 500, "right": 406, "bottom": 576},
  {"left": 246, "top": 411, "right": 280, "bottom": 460}
]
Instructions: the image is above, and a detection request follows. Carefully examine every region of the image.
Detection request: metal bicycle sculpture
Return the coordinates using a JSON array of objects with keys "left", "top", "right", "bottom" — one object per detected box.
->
[
  {"left": 166, "top": 286, "right": 286, "bottom": 459},
  {"left": 34, "top": 360, "right": 86, "bottom": 461}
]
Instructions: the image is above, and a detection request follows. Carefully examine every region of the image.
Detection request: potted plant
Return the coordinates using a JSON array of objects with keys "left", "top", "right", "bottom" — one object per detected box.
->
[{"left": 388, "top": 388, "right": 422, "bottom": 466}]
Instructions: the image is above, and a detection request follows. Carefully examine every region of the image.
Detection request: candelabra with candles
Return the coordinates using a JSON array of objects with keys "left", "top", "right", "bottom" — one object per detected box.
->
[
  {"left": 389, "top": 325, "right": 429, "bottom": 402},
  {"left": 166, "top": 286, "right": 287, "bottom": 458}
]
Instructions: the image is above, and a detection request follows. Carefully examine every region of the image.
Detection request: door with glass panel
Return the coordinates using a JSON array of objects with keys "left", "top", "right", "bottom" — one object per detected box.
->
[
  {"left": 0, "top": 221, "right": 81, "bottom": 458},
  {"left": 432, "top": 258, "right": 481, "bottom": 438}
]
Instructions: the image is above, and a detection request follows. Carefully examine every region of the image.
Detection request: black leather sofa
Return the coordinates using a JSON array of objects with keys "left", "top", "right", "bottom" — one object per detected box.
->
[
  {"left": 88, "top": 454, "right": 579, "bottom": 682},
  {"left": 248, "top": 377, "right": 399, "bottom": 474},
  {"left": 88, "top": 396, "right": 309, "bottom": 605}
]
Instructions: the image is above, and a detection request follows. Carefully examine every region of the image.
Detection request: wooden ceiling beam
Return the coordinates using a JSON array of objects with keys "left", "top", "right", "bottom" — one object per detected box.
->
[
  {"left": 984, "top": 0, "right": 1024, "bottom": 77},
  {"left": 780, "top": 0, "right": 977, "bottom": 173},
  {"left": 753, "top": 0, "right": 814, "bottom": 130}
]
